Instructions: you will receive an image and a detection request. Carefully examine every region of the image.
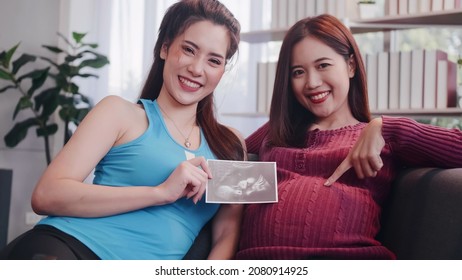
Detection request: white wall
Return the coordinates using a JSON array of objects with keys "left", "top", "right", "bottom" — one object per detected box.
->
[
  {"left": 0, "top": 0, "right": 61, "bottom": 243},
  {"left": 0, "top": 0, "right": 105, "bottom": 243}
]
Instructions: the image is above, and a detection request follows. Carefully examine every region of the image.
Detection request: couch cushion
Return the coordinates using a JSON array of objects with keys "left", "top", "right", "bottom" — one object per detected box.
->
[{"left": 379, "top": 168, "right": 462, "bottom": 259}]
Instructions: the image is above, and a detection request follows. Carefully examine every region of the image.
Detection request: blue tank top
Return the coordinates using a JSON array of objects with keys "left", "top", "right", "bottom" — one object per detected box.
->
[{"left": 38, "top": 99, "right": 219, "bottom": 259}]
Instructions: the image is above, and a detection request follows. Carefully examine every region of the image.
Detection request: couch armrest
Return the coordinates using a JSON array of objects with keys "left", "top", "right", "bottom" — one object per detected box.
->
[{"left": 379, "top": 168, "right": 462, "bottom": 259}]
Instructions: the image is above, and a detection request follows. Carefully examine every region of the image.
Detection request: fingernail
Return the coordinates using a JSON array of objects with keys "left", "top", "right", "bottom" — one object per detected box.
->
[{"left": 324, "top": 180, "right": 331, "bottom": 187}]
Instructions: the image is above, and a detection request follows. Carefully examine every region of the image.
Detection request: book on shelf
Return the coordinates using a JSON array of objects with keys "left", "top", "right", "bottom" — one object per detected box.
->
[
  {"left": 266, "top": 61, "right": 277, "bottom": 113},
  {"left": 444, "top": 0, "right": 462, "bottom": 9},
  {"left": 304, "top": 0, "right": 316, "bottom": 17},
  {"left": 327, "top": 0, "right": 336, "bottom": 17},
  {"left": 315, "top": 0, "right": 326, "bottom": 14},
  {"left": 407, "top": 0, "right": 419, "bottom": 14},
  {"left": 365, "top": 53, "right": 378, "bottom": 110},
  {"left": 423, "top": 49, "right": 448, "bottom": 109},
  {"left": 277, "top": 0, "right": 288, "bottom": 28},
  {"left": 410, "top": 49, "right": 425, "bottom": 109},
  {"left": 388, "top": 51, "right": 400, "bottom": 110},
  {"left": 296, "top": 0, "right": 306, "bottom": 22},
  {"left": 345, "top": 0, "right": 359, "bottom": 19},
  {"left": 436, "top": 60, "right": 447, "bottom": 109},
  {"left": 377, "top": 52, "right": 389, "bottom": 110},
  {"left": 335, "top": 0, "right": 346, "bottom": 18},
  {"left": 431, "top": 0, "right": 444, "bottom": 11},
  {"left": 398, "top": 0, "right": 408, "bottom": 15},
  {"left": 386, "top": 0, "right": 399, "bottom": 16},
  {"left": 399, "top": 51, "right": 412, "bottom": 109},
  {"left": 435, "top": 60, "right": 458, "bottom": 109},
  {"left": 419, "top": 0, "right": 431, "bottom": 13},
  {"left": 287, "top": 0, "right": 298, "bottom": 27},
  {"left": 446, "top": 60, "right": 458, "bottom": 108},
  {"left": 257, "top": 62, "right": 268, "bottom": 113},
  {"left": 271, "top": 0, "right": 279, "bottom": 29}
]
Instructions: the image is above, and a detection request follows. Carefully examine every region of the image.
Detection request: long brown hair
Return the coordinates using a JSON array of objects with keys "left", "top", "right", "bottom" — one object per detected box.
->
[
  {"left": 139, "top": 0, "right": 244, "bottom": 160},
  {"left": 269, "top": 14, "right": 370, "bottom": 147}
]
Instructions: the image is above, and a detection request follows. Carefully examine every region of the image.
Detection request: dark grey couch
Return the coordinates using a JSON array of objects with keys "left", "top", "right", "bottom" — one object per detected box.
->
[
  {"left": 378, "top": 167, "right": 462, "bottom": 259},
  {"left": 184, "top": 167, "right": 462, "bottom": 260}
]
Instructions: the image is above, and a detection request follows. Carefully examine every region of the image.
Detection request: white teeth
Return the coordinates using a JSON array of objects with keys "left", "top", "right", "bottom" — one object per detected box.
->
[
  {"left": 179, "top": 77, "right": 200, "bottom": 88},
  {"left": 310, "top": 91, "right": 329, "bottom": 100}
]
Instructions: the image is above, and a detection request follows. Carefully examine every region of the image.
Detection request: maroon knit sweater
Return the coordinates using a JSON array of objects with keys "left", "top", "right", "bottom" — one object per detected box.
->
[{"left": 236, "top": 116, "right": 462, "bottom": 259}]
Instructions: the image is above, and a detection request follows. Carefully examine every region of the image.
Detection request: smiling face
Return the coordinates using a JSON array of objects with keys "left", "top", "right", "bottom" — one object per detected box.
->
[
  {"left": 290, "top": 36, "right": 356, "bottom": 127},
  {"left": 159, "top": 20, "right": 229, "bottom": 106}
]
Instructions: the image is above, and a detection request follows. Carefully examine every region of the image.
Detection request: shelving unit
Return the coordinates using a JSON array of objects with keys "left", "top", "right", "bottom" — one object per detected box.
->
[
  {"left": 223, "top": 108, "right": 462, "bottom": 118},
  {"left": 232, "top": 9, "right": 462, "bottom": 119},
  {"left": 241, "top": 10, "right": 462, "bottom": 43}
]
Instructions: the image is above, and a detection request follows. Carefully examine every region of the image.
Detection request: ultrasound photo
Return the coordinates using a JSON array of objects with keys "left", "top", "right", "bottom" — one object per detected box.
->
[{"left": 206, "top": 159, "right": 277, "bottom": 204}]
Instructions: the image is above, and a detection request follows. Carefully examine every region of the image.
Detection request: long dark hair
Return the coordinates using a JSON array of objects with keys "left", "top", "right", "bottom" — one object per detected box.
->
[
  {"left": 269, "top": 14, "right": 370, "bottom": 147},
  {"left": 139, "top": 0, "right": 244, "bottom": 160}
]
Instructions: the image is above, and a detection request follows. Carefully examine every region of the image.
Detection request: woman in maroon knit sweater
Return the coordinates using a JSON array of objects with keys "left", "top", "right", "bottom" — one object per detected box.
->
[{"left": 236, "top": 14, "right": 462, "bottom": 260}]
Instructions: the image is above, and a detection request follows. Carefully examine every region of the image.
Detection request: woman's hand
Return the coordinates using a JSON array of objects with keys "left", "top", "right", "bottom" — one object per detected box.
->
[
  {"left": 159, "top": 156, "right": 212, "bottom": 204},
  {"left": 325, "top": 118, "right": 385, "bottom": 186}
]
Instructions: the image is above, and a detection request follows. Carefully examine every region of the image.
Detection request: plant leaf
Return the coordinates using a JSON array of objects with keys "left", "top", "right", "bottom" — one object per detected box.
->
[
  {"left": 77, "top": 49, "right": 104, "bottom": 57},
  {"left": 82, "top": 43, "right": 98, "bottom": 49},
  {"left": 72, "top": 32, "right": 87, "bottom": 44},
  {"left": 58, "top": 94, "right": 74, "bottom": 106},
  {"left": 4, "top": 117, "right": 39, "bottom": 147},
  {"left": 68, "top": 82, "right": 79, "bottom": 94},
  {"left": 79, "top": 55, "right": 110, "bottom": 69},
  {"left": 42, "top": 45, "right": 64, "bottom": 54},
  {"left": 77, "top": 73, "right": 98, "bottom": 78},
  {"left": 59, "top": 105, "right": 76, "bottom": 121},
  {"left": 12, "top": 53, "right": 36, "bottom": 75},
  {"left": 12, "top": 96, "right": 33, "bottom": 120},
  {"left": 34, "top": 87, "right": 60, "bottom": 115},
  {"left": 27, "top": 68, "right": 50, "bottom": 96},
  {"left": 57, "top": 63, "right": 71, "bottom": 76},
  {"left": 17, "top": 68, "right": 49, "bottom": 83},
  {"left": 0, "top": 51, "right": 6, "bottom": 67},
  {"left": 1, "top": 43, "right": 20, "bottom": 68},
  {"left": 64, "top": 53, "right": 83, "bottom": 63},
  {"left": 36, "top": 123, "right": 58, "bottom": 137},
  {"left": 0, "top": 68, "right": 13, "bottom": 81}
]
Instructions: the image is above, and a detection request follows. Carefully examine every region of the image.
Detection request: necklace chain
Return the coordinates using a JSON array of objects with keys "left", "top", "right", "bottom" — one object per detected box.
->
[{"left": 158, "top": 104, "right": 196, "bottom": 148}]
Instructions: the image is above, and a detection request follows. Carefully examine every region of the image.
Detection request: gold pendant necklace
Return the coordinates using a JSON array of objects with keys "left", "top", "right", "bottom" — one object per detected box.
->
[{"left": 158, "top": 104, "right": 196, "bottom": 148}]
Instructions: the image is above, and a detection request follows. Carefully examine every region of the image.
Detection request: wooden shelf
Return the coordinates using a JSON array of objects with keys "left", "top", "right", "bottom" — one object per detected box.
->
[
  {"left": 240, "top": 10, "right": 462, "bottom": 43},
  {"left": 353, "top": 9, "right": 462, "bottom": 25}
]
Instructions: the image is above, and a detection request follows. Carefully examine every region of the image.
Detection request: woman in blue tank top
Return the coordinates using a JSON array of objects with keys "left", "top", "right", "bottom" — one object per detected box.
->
[{"left": 1, "top": 0, "right": 246, "bottom": 260}]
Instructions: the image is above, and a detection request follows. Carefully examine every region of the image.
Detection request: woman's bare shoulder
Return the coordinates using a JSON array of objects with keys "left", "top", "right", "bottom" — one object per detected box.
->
[
  {"left": 96, "top": 95, "right": 137, "bottom": 111},
  {"left": 93, "top": 95, "right": 145, "bottom": 119}
]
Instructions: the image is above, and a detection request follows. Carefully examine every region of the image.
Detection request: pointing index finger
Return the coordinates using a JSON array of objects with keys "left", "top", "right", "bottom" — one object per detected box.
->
[{"left": 324, "top": 157, "right": 352, "bottom": 187}]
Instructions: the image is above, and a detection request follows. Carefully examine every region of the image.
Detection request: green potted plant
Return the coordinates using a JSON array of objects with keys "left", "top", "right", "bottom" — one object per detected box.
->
[{"left": 0, "top": 32, "right": 109, "bottom": 165}]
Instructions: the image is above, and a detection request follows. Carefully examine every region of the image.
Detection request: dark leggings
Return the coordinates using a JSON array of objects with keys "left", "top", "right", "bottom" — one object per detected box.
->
[{"left": 0, "top": 225, "right": 100, "bottom": 260}]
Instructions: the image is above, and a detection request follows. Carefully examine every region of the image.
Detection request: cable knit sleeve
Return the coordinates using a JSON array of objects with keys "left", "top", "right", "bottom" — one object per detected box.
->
[
  {"left": 381, "top": 115, "right": 462, "bottom": 168},
  {"left": 245, "top": 122, "right": 270, "bottom": 155}
]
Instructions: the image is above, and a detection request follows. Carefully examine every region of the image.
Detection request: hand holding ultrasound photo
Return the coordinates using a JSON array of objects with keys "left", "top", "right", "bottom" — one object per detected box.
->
[{"left": 206, "top": 159, "right": 278, "bottom": 204}]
